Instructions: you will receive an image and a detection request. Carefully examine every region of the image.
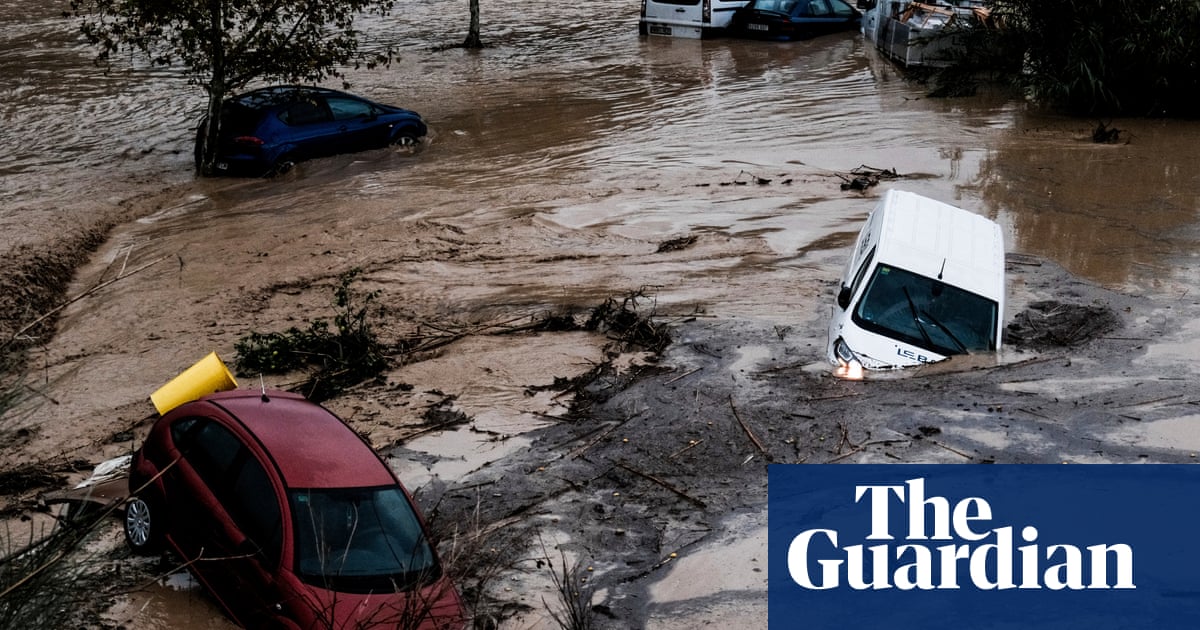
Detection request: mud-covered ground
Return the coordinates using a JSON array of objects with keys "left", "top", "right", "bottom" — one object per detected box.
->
[
  {"left": 411, "top": 254, "right": 1200, "bottom": 628},
  {"left": 3, "top": 208, "right": 1197, "bottom": 628}
]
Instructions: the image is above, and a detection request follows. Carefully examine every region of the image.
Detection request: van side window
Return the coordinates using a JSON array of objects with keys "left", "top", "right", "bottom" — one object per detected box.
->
[
  {"left": 655, "top": 0, "right": 700, "bottom": 5},
  {"left": 850, "top": 246, "right": 876, "bottom": 297}
]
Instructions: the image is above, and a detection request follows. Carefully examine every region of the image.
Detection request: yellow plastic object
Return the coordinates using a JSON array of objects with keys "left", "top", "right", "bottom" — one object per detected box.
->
[{"left": 150, "top": 351, "right": 238, "bottom": 415}]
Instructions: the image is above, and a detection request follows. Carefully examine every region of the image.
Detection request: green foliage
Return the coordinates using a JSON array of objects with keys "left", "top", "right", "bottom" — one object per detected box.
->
[
  {"left": 947, "top": 0, "right": 1200, "bottom": 116},
  {"left": 68, "top": 0, "right": 398, "bottom": 173},
  {"left": 69, "top": 0, "right": 395, "bottom": 90},
  {"left": 235, "top": 269, "right": 390, "bottom": 401}
]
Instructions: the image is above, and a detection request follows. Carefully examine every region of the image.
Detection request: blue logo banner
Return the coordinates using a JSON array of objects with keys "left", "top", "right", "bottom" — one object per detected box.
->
[{"left": 768, "top": 465, "right": 1200, "bottom": 629}]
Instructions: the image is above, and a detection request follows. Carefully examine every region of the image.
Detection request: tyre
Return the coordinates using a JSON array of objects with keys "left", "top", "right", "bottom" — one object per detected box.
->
[
  {"left": 269, "top": 156, "right": 296, "bottom": 177},
  {"left": 391, "top": 130, "right": 420, "bottom": 149},
  {"left": 124, "top": 495, "right": 162, "bottom": 555}
]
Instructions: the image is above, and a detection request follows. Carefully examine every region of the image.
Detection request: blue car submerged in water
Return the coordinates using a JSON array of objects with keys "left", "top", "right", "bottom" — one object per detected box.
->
[
  {"left": 727, "top": 0, "right": 861, "bottom": 40},
  {"left": 196, "top": 86, "right": 428, "bottom": 177}
]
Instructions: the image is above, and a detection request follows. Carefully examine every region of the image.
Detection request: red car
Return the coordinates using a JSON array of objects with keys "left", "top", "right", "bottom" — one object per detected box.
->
[{"left": 124, "top": 389, "right": 465, "bottom": 629}]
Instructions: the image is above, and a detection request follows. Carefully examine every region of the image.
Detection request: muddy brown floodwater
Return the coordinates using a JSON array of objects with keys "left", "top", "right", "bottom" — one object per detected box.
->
[{"left": 3, "top": 0, "right": 1200, "bottom": 627}]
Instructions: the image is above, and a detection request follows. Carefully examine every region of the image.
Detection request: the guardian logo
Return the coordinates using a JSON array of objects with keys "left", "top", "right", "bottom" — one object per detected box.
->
[{"left": 787, "top": 478, "right": 1135, "bottom": 591}]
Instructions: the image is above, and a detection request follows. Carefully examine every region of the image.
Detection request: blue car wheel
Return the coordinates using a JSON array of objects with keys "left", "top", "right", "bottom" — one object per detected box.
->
[{"left": 391, "top": 129, "right": 421, "bottom": 149}]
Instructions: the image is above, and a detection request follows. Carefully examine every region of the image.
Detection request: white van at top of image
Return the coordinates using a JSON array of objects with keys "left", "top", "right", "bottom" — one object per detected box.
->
[
  {"left": 639, "top": 0, "right": 751, "bottom": 38},
  {"left": 827, "top": 189, "right": 1005, "bottom": 378}
]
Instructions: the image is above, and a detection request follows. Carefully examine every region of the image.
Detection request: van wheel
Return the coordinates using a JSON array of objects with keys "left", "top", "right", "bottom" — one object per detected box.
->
[{"left": 124, "top": 495, "right": 163, "bottom": 555}]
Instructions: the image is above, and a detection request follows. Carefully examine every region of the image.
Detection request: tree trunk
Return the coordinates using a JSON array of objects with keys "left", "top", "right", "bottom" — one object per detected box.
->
[
  {"left": 463, "top": 0, "right": 483, "bottom": 48},
  {"left": 199, "top": 0, "right": 226, "bottom": 176}
]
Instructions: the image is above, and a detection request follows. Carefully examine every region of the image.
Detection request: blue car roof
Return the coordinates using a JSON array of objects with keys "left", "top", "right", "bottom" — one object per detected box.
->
[{"left": 231, "top": 86, "right": 349, "bottom": 110}]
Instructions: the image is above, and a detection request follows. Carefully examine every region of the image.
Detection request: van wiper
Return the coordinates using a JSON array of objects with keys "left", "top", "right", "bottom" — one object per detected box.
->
[
  {"left": 901, "top": 287, "right": 933, "bottom": 347},
  {"left": 921, "top": 309, "right": 969, "bottom": 355}
]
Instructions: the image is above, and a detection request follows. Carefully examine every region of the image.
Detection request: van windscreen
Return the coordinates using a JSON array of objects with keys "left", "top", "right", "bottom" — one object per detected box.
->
[{"left": 852, "top": 264, "right": 997, "bottom": 356}]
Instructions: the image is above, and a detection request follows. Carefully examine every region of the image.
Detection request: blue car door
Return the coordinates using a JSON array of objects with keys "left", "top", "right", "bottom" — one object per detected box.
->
[
  {"left": 277, "top": 96, "right": 340, "bottom": 161},
  {"left": 325, "top": 95, "right": 390, "bottom": 152}
]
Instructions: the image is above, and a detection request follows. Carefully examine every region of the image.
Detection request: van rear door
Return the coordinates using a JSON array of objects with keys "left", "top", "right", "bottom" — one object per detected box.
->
[{"left": 642, "top": 0, "right": 705, "bottom": 38}]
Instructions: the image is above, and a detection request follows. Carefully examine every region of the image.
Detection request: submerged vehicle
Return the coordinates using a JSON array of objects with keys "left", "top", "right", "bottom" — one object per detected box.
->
[
  {"left": 860, "top": 0, "right": 990, "bottom": 68},
  {"left": 727, "top": 0, "right": 861, "bottom": 41},
  {"left": 827, "top": 189, "right": 1004, "bottom": 377},
  {"left": 639, "top": 0, "right": 751, "bottom": 38},
  {"left": 197, "top": 85, "right": 428, "bottom": 177},
  {"left": 124, "top": 389, "right": 464, "bottom": 628}
]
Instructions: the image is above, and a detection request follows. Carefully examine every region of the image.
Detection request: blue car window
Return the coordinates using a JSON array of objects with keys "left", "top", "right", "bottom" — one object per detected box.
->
[
  {"left": 831, "top": 0, "right": 855, "bottom": 16},
  {"left": 808, "top": 0, "right": 832, "bottom": 16},
  {"left": 280, "top": 99, "right": 329, "bottom": 126},
  {"left": 327, "top": 97, "right": 375, "bottom": 121}
]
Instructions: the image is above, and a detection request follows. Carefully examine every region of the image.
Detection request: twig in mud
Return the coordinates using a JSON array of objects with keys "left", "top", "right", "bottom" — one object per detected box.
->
[
  {"left": 668, "top": 439, "right": 703, "bottom": 460},
  {"left": 567, "top": 416, "right": 637, "bottom": 460},
  {"left": 993, "top": 356, "right": 1060, "bottom": 371},
  {"left": 728, "top": 395, "right": 767, "bottom": 456},
  {"left": 2, "top": 254, "right": 172, "bottom": 350},
  {"left": 826, "top": 447, "right": 864, "bottom": 463},
  {"left": 20, "top": 382, "right": 60, "bottom": 405},
  {"left": 391, "top": 414, "right": 472, "bottom": 445},
  {"left": 1017, "top": 407, "right": 1050, "bottom": 419},
  {"left": 616, "top": 462, "right": 706, "bottom": 508},
  {"left": 1119, "top": 394, "right": 1184, "bottom": 408},
  {"left": 759, "top": 361, "right": 807, "bottom": 374},
  {"left": 804, "top": 391, "right": 862, "bottom": 402},
  {"left": 664, "top": 367, "right": 702, "bottom": 385},
  {"left": 834, "top": 422, "right": 861, "bottom": 454},
  {"left": 929, "top": 440, "right": 974, "bottom": 460}
]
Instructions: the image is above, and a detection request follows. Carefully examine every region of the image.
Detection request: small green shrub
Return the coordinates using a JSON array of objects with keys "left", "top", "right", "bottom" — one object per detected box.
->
[{"left": 235, "top": 269, "right": 389, "bottom": 401}]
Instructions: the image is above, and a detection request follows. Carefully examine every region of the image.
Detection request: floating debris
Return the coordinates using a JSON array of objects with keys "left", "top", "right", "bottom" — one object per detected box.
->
[
  {"left": 656, "top": 235, "right": 697, "bottom": 253},
  {"left": 720, "top": 170, "right": 774, "bottom": 186},
  {"left": 1092, "top": 121, "right": 1123, "bottom": 144},
  {"left": 837, "top": 164, "right": 902, "bottom": 191}
]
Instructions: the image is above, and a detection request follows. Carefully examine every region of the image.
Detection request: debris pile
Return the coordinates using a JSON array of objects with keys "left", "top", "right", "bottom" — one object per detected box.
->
[
  {"left": 837, "top": 165, "right": 902, "bottom": 191},
  {"left": 1004, "top": 300, "right": 1122, "bottom": 349}
]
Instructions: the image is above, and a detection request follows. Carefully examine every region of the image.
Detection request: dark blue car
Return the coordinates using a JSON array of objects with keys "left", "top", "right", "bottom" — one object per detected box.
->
[
  {"left": 728, "top": 0, "right": 861, "bottom": 40},
  {"left": 196, "top": 86, "right": 428, "bottom": 176}
]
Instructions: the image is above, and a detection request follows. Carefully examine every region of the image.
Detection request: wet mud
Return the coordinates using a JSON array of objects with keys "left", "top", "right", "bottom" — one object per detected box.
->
[{"left": 3, "top": 0, "right": 1200, "bottom": 627}]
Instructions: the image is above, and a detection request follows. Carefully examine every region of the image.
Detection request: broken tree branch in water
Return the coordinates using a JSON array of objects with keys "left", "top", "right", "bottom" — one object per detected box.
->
[{"left": 837, "top": 164, "right": 902, "bottom": 192}]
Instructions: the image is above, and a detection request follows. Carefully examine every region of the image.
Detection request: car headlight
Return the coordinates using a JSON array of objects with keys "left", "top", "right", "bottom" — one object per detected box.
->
[{"left": 833, "top": 338, "right": 864, "bottom": 380}]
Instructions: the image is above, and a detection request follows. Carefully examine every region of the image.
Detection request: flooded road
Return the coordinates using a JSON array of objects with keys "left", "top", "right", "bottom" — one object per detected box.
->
[
  {"left": 4, "top": 0, "right": 1200, "bottom": 628},
  {"left": 5, "top": 1, "right": 1198, "bottom": 292}
]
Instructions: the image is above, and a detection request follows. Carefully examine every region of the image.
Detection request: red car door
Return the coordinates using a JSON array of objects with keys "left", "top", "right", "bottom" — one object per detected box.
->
[{"left": 168, "top": 417, "right": 287, "bottom": 625}]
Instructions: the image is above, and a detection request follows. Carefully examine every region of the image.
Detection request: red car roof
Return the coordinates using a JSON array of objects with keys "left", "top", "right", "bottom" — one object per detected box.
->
[{"left": 199, "top": 390, "right": 396, "bottom": 489}]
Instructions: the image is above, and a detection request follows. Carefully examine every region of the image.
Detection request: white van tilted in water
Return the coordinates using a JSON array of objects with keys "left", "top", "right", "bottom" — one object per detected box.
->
[
  {"left": 639, "top": 0, "right": 751, "bottom": 38},
  {"left": 827, "top": 189, "right": 1005, "bottom": 377}
]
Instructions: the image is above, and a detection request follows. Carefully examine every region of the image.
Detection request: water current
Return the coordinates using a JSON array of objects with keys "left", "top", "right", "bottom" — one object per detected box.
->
[
  {"left": 5, "top": 0, "right": 1198, "bottom": 292},
  {"left": 4, "top": 1, "right": 1200, "bottom": 627}
]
